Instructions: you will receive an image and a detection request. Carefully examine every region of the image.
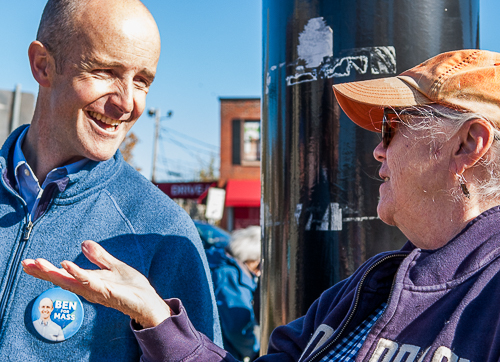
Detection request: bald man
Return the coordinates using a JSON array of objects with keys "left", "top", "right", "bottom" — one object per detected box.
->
[
  {"left": 0, "top": 0, "right": 221, "bottom": 360},
  {"left": 33, "top": 298, "right": 64, "bottom": 342}
]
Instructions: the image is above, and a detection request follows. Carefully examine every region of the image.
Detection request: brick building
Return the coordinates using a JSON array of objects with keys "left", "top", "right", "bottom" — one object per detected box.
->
[{"left": 219, "top": 98, "right": 261, "bottom": 231}]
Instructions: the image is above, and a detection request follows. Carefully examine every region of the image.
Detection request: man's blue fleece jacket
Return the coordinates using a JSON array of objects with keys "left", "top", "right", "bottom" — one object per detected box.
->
[{"left": 0, "top": 125, "right": 222, "bottom": 361}]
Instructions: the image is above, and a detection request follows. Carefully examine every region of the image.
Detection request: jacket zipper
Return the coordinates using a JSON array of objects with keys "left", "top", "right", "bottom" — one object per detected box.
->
[
  {"left": 0, "top": 216, "right": 33, "bottom": 329},
  {"left": 0, "top": 170, "right": 37, "bottom": 331},
  {"left": 0, "top": 171, "right": 61, "bottom": 333},
  {"left": 306, "top": 253, "right": 407, "bottom": 362}
]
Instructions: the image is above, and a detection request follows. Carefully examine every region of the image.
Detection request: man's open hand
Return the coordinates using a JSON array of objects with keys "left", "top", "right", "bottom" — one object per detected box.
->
[{"left": 22, "top": 240, "right": 170, "bottom": 329}]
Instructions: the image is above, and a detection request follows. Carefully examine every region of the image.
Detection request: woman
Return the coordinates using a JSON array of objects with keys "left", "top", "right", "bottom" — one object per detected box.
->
[{"left": 23, "top": 49, "right": 500, "bottom": 361}]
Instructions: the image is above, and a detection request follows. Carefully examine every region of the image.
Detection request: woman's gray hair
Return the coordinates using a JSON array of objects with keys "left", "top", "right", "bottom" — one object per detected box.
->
[
  {"left": 393, "top": 104, "right": 500, "bottom": 200},
  {"left": 226, "top": 226, "right": 261, "bottom": 263}
]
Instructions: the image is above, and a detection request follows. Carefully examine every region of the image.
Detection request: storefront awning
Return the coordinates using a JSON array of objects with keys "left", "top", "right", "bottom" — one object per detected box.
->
[{"left": 225, "top": 179, "right": 261, "bottom": 207}]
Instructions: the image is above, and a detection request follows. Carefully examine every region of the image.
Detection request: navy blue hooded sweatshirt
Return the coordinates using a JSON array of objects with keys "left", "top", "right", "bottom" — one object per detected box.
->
[{"left": 133, "top": 206, "right": 500, "bottom": 362}]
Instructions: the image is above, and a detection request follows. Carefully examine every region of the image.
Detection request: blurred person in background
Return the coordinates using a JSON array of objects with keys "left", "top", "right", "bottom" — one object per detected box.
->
[{"left": 206, "top": 226, "right": 262, "bottom": 361}]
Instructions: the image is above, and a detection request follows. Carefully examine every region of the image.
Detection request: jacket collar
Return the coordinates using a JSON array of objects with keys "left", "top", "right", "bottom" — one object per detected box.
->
[
  {"left": 0, "top": 125, "right": 124, "bottom": 203},
  {"left": 407, "top": 206, "right": 500, "bottom": 286},
  {"left": 0, "top": 125, "right": 27, "bottom": 191}
]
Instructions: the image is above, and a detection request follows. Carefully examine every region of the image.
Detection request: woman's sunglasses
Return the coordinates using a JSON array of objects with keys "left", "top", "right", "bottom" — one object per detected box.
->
[
  {"left": 381, "top": 108, "right": 425, "bottom": 147},
  {"left": 382, "top": 107, "right": 500, "bottom": 148},
  {"left": 381, "top": 108, "right": 398, "bottom": 148}
]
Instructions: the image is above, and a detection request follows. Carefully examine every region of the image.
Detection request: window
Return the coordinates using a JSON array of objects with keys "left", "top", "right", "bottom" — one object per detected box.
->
[
  {"left": 242, "top": 121, "right": 260, "bottom": 162},
  {"left": 232, "top": 119, "right": 261, "bottom": 166}
]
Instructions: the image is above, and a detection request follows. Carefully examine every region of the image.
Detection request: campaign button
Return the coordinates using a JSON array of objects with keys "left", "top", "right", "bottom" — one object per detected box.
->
[{"left": 31, "top": 287, "right": 84, "bottom": 342}]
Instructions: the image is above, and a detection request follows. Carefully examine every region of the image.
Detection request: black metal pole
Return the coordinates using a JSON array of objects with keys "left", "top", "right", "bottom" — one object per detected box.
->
[{"left": 260, "top": 0, "right": 479, "bottom": 352}]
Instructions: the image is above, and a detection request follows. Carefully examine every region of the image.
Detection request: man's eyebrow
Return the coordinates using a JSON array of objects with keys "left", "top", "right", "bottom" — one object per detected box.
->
[
  {"left": 141, "top": 69, "right": 156, "bottom": 84},
  {"left": 80, "top": 57, "right": 123, "bottom": 71},
  {"left": 80, "top": 58, "right": 156, "bottom": 83}
]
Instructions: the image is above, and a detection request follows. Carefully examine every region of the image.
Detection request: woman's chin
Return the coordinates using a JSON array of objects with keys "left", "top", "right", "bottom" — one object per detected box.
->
[{"left": 377, "top": 204, "right": 395, "bottom": 226}]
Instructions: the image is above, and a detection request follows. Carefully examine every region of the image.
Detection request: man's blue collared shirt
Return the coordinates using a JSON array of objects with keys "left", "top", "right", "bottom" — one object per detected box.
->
[{"left": 13, "top": 126, "right": 89, "bottom": 220}]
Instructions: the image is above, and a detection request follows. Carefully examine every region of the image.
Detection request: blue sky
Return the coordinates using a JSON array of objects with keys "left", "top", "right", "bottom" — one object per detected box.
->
[
  {"left": 0, "top": 0, "right": 498, "bottom": 181},
  {"left": 0, "top": 0, "right": 262, "bottom": 181}
]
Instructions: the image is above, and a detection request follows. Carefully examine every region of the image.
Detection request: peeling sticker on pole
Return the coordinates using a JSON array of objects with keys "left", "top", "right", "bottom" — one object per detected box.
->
[
  {"left": 321, "top": 55, "right": 369, "bottom": 78},
  {"left": 343, "top": 216, "right": 380, "bottom": 222},
  {"left": 283, "top": 45, "right": 396, "bottom": 86},
  {"left": 369, "top": 46, "right": 397, "bottom": 74},
  {"left": 285, "top": 46, "right": 396, "bottom": 86},
  {"left": 297, "top": 17, "right": 333, "bottom": 68},
  {"left": 264, "top": 17, "right": 397, "bottom": 92},
  {"left": 330, "top": 203, "right": 342, "bottom": 231},
  {"left": 294, "top": 204, "right": 303, "bottom": 224},
  {"left": 294, "top": 202, "right": 379, "bottom": 230},
  {"left": 299, "top": 203, "right": 343, "bottom": 231}
]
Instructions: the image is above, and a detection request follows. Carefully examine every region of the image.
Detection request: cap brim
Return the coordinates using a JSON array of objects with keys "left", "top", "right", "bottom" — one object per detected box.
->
[{"left": 332, "top": 76, "right": 433, "bottom": 132}]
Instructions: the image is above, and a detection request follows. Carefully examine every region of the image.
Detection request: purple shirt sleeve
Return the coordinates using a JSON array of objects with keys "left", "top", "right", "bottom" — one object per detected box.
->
[
  {"left": 131, "top": 299, "right": 237, "bottom": 362},
  {"left": 131, "top": 299, "right": 303, "bottom": 362}
]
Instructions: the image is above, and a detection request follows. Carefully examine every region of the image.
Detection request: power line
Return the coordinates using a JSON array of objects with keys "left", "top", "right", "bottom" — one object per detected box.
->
[
  {"left": 159, "top": 130, "right": 220, "bottom": 156},
  {"left": 162, "top": 135, "right": 217, "bottom": 166},
  {"left": 159, "top": 156, "right": 204, "bottom": 170},
  {"left": 154, "top": 130, "right": 219, "bottom": 182},
  {"left": 160, "top": 126, "right": 219, "bottom": 152}
]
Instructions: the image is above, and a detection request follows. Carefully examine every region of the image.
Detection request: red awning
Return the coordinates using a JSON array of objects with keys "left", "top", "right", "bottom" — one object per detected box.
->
[{"left": 225, "top": 179, "right": 261, "bottom": 207}]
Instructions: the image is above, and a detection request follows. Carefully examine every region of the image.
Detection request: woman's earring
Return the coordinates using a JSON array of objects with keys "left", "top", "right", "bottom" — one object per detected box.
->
[{"left": 457, "top": 173, "right": 470, "bottom": 199}]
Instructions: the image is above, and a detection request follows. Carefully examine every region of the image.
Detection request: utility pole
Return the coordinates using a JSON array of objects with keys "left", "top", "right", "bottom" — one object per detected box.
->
[
  {"left": 11, "top": 84, "right": 22, "bottom": 133},
  {"left": 148, "top": 108, "right": 173, "bottom": 183},
  {"left": 150, "top": 108, "right": 160, "bottom": 183}
]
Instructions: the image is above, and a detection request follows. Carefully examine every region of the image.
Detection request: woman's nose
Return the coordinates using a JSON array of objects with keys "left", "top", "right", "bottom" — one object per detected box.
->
[{"left": 373, "top": 140, "right": 386, "bottom": 162}]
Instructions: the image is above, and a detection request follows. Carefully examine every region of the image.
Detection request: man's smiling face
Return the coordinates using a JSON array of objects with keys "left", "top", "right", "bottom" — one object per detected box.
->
[{"left": 45, "top": 0, "right": 161, "bottom": 162}]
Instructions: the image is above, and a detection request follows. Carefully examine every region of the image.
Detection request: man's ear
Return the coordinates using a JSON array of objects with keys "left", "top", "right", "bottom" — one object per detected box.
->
[
  {"left": 452, "top": 118, "right": 495, "bottom": 174},
  {"left": 28, "top": 41, "right": 55, "bottom": 88}
]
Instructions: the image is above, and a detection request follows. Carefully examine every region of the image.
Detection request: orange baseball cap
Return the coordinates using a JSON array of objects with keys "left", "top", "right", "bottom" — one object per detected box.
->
[{"left": 332, "top": 49, "right": 500, "bottom": 132}]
